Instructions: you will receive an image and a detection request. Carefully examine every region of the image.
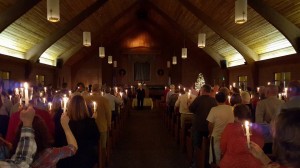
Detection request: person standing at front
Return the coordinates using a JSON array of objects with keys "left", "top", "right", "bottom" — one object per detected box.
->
[{"left": 136, "top": 83, "right": 145, "bottom": 110}]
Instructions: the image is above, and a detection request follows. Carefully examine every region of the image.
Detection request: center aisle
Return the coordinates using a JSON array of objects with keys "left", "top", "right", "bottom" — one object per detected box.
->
[{"left": 110, "top": 109, "right": 190, "bottom": 168}]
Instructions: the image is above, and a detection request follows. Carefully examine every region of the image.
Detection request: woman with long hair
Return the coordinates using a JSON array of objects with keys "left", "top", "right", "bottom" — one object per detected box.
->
[{"left": 57, "top": 95, "right": 100, "bottom": 168}]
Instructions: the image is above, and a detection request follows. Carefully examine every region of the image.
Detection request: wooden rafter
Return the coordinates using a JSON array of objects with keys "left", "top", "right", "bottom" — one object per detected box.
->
[
  {"left": 249, "top": 0, "right": 300, "bottom": 53},
  {"left": 26, "top": 0, "right": 108, "bottom": 62},
  {"left": 148, "top": 1, "right": 222, "bottom": 66},
  {"left": 0, "top": 0, "right": 41, "bottom": 33},
  {"left": 65, "top": 1, "right": 140, "bottom": 65},
  {"left": 178, "top": 0, "right": 258, "bottom": 63}
]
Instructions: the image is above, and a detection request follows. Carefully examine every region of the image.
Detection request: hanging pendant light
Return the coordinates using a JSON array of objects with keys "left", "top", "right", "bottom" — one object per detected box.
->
[
  {"left": 181, "top": 48, "right": 187, "bottom": 59},
  {"left": 235, "top": 0, "right": 247, "bottom": 24},
  {"left": 108, "top": 55, "right": 113, "bottom": 64},
  {"left": 198, "top": 33, "right": 206, "bottom": 48},
  {"left": 113, "top": 61, "right": 117, "bottom": 67},
  {"left": 47, "top": 0, "right": 60, "bottom": 22},
  {"left": 172, "top": 56, "right": 177, "bottom": 65},
  {"left": 99, "top": 47, "right": 105, "bottom": 58},
  {"left": 167, "top": 61, "right": 171, "bottom": 68},
  {"left": 83, "top": 32, "right": 91, "bottom": 47}
]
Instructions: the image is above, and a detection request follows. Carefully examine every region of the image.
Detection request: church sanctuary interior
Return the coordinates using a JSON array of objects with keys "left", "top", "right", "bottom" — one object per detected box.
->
[{"left": 1, "top": 0, "right": 300, "bottom": 168}]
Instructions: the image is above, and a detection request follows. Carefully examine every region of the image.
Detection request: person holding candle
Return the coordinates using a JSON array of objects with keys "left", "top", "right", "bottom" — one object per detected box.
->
[
  {"left": 57, "top": 95, "right": 99, "bottom": 168},
  {"left": 84, "top": 84, "right": 111, "bottom": 168},
  {"left": 206, "top": 92, "right": 234, "bottom": 166},
  {"left": 175, "top": 88, "right": 196, "bottom": 128},
  {"left": 219, "top": 104, "right": 264, "bottom": 168}
]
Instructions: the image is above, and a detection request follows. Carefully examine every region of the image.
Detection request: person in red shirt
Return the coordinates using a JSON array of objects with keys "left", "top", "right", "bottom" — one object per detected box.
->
[
  {"left": 219, "top": 104, "right": 264, "bottom": 168},
  {"left": 6, "top": 107, "right": 54, "bottom": 145}
]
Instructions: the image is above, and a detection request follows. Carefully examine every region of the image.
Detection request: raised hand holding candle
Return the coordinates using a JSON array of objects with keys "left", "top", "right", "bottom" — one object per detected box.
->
[
  {"left": 245, "top": 120, "right": 251, "bottom": 149},
  {"left": 24, "top": 82, "right": 29, "bottom": 106},
  {"left": 93, "top": 101, "right": 97, "bottom": 112},
  {"left": 63, "top": 95, "right": 68, "bottom": 114}
]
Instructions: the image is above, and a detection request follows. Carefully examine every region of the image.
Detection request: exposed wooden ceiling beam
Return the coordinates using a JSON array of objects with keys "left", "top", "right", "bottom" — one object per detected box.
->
[
  {"left": 71, "top": 19, "right": 137, "bottom": 70},
  {"left": 178, "top": 0, "right": 258, "bottom": 63},
  {"left": 26, "top": 0, "right": 108, "bottom": 62},
  {"left": 249, "top": 0, "right": 300, "bottom": 53},
  {"left": 0, "top": 0, "right": 41, "bottom": 33},
  {"left": 147, "top": 1, "right": 222, "bottom": 66},
  {"left": 62, "top": 1, "right": 139, "bottom": 65}
]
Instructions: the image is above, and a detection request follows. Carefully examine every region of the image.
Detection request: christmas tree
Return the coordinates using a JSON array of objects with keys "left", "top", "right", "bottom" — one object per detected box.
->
[{"left": 195, "top": 73, "right": 205, "bottom": 91}]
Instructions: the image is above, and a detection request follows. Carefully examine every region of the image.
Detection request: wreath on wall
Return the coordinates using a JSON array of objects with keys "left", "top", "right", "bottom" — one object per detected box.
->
[
  {"left": 157, "top": 69, "right": 164, "bottom": 76},
  {"left": 119, "top": 69, "right": 126, "bottom": 76}
]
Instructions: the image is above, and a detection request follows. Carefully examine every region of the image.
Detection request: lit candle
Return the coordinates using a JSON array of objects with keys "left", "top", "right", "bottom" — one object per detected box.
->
[
  {"left": 284, "top": 87, "right": 288, "bottom": 97},
  {"left": 48, "top": 102, "right": 52, "bottom": 111},
  {"left": 63, "top": 95, "right": 68, "bottom": 114},
  {"left": 43, "top": 97, "right": 46, "bottom": 104},
  {"left": 239, "top": 88, "right": 242, "bottom": 92},
  {"left": 228, "top": 95, "right": 231, "bottom": 104},
  {"left": 101, "top": 91, "right": 104, "bottom": 96},
  {"left": 44, "top": 87, "right": 47, "bottom": 93},
  {"left": 179, "top": 93, "right": 181, "bottom": 97},
  {"left": 120, "top": 92, "right": 123, "bottom": 98},
  {"left": 278, "top": 93, "right": 282, "bottom": 100},
  {"left": 233, "top": 82, "right": 236, "bottom": 88},
  {"left": 165, "top": 86, "right": 167, "bottom": 90},
  {"left": 178, "top": 86, "right": 181, "bottom": 89},
  {"left": 15, "top": 88, "right": 19, "bottom": 95},
  {"left": 245, "top": 120, "right": 251, "bottom": 149},
  {"left": 40, "top": 91, "right": 43, "bottom": 97},
  {"left": 257, "top": 87, "right": 260, "bottom": 92},
  {"left": 188, "top": 92, "right": 191, "bottom": 99},
  {"left": 229, "top": 85, "right": 232, "bottom": 90},
  {"left": 20, "top": 88, "right": 24, "bottom": 98},
  {"left": 24, "top": 82, "right": 29, "bottom": 106},
  {"left": 267, "top": 82, "right": 271, "bottom": 85},
  {"left": 9, "top": 95, "right": 12, "bottom": 101},
  {"left": 115, "top": 87, "right": 118, "bottom": 93},
  {"left": 184, "top": 88, "right": 186, "bottom": 91},
  {"left": 93, "top": 101, "right": 97, "bottom": 112},
  {"left": 125, "top": 89, "right": 128, "bottom": 95},
  {"left": 69, "top": 90, "right": 72, "bottom": 96}
]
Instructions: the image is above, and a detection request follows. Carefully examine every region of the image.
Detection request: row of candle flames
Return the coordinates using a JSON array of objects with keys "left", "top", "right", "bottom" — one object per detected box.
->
[{"left": 12, "top": 83, "right": 129, "bottom": 114}]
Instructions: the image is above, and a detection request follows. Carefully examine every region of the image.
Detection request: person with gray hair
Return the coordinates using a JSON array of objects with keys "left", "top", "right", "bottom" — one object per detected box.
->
[
  {"left": 255, "top": 84, "right": 284, "bottom": 154},
  {"left": 281, "top": 80, "right": 300, "bottom": 110}
]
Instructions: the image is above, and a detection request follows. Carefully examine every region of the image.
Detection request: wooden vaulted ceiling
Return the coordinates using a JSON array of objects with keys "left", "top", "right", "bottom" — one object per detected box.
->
[{"left": 0, "top": 0, "right": 299, "bottom": 67}]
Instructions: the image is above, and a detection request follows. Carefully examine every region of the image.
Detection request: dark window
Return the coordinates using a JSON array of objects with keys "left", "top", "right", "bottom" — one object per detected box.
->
[{"left": 134, "top": 62, "right": 150, "bottom": 81}]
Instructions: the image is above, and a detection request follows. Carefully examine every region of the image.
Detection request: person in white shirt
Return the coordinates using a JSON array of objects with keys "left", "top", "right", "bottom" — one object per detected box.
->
[
  {"left": 207, "top": 92, "right": 234, "bottom": 166},
  {"left": 175, "top": 89, "right": 196, "bottom": 128},
  {"left": 103, "top": 87, "right": 123, "bottom": 125}
]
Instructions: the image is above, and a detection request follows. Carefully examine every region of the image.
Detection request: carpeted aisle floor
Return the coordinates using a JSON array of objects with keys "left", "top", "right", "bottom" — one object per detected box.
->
[{"left": 109, "top": 109, "right": 190, "bottom": 168}]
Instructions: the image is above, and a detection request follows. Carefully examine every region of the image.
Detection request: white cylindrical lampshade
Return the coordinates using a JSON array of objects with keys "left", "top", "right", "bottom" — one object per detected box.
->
[
  {"left": 99, "top": 47, "right": 105, "bottom": 58},
  {"left": 108, "top": 56, "right": 113, "bottom": 64},
  {"left": 181, "top": 48, "right": 187, "bottom": 59},
  {"left": 235, "top": 0, "right": 247, "bottom": 24},
  {"left": 167, "top": 61, "right": 170, "bottom": 68},
  {"left": 83, "top": 32, "right": 91, "bottom": 47},
  {"left": 47, "top": 0, "right": 60, "bottom": 22},
  {"left": 198, "top": 33, "right": 206, "bottom": 48},
  {"left": 172, "top": 56, "right": 177, "bottom": 65},
  {"left": 113, "top": 61, "right": 117, "bottom": 67}
]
